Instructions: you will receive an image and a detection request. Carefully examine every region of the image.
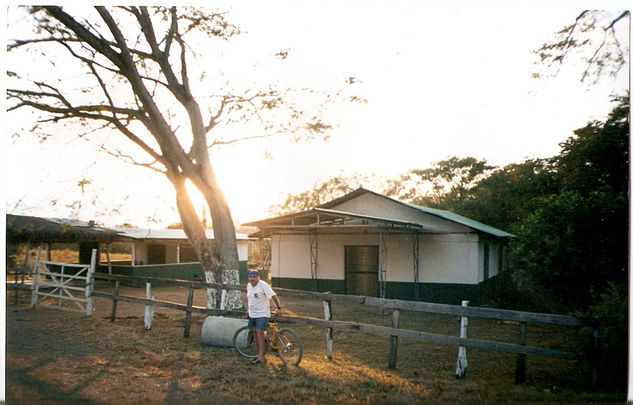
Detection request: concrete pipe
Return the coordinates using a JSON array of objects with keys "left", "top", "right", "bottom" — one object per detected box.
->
[{"left": 200, "top": 316, "right": 248, "bottom": 347}]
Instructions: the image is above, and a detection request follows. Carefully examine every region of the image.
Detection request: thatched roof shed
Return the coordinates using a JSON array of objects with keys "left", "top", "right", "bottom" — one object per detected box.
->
[{"left": 6, "top": 214, "right": 121, "bottom": 244}]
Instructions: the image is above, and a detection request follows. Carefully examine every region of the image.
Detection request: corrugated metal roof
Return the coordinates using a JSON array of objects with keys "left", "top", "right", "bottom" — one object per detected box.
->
[
  {"left": 112, "top": 227, "right": 251, "bottom": 241},
  {"left": 249, "top": 187, "right": 515, "bottom": 238},
  {"left": 401, "top": 203, "right": 515, "bottom": 238}
]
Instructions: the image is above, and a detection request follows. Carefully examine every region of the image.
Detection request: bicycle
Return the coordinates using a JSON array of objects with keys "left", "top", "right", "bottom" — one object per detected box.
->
[{"left": 232, "top": 317, "right": 303, "bottom": 366}]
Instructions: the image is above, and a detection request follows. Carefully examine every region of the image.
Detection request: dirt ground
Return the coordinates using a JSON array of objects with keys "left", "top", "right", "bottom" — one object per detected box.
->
[{"left": 5, "top": 282, "right": 626, "bottom": 404}]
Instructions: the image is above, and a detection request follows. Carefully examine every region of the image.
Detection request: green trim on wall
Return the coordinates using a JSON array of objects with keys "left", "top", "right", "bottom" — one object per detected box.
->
[
  {"left": 385, "top": 281, "right": 480, "bottom": 305},
  {"left": 97, "top": 260, "right": 248, "bottom": 283},
  {"left": 272, "top": 277, "right": 345, "bottom": 294},
  {"left": 272, "top": 277, "right": 489, "bottom": 305}
]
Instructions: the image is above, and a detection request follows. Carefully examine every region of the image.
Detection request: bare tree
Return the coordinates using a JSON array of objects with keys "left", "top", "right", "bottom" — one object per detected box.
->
[
  {"left": 7, "top": 6, "right": 351, "bottom": 309},
  {"left": 534, "top": 10, "right": 629, "bottom": 84}
]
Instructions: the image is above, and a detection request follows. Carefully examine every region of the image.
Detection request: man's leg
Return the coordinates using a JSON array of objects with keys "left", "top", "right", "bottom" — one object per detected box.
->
[{"left": 255, "top": 328, "right": 266, "bottom": 362}]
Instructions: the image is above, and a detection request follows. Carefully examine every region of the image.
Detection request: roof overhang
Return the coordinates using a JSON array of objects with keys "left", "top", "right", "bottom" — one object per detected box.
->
[
  {"left": 6, "top": 214, "right": 122, "bottom": 244},
  {"left": 245, "top": 208, "right": 434, "bottom": 237}
]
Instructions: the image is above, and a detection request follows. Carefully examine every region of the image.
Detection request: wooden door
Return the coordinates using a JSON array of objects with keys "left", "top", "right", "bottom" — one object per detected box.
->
[{"left": 345, "top": 245, "right": 379, "bottom": 297}]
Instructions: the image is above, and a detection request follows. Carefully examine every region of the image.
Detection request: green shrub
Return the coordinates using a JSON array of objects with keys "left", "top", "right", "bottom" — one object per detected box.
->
[{"left": 585, "top": 282, "right": 627, "bottom": 391}]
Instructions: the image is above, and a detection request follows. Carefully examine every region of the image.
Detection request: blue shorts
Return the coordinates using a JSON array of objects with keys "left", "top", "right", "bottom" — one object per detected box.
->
[{"left": 248, "top": 317, "right": 269, "bottom": 331}]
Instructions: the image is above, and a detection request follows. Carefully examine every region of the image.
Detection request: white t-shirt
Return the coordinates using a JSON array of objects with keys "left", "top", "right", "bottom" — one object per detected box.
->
[{"left": 247, "top": 280, "right": 277, "bottom": 318}]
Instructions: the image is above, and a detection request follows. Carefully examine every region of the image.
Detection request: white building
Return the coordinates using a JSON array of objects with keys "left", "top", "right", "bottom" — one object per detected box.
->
[
  {"left": 245, "top": 188, "right": 514, "bottom": 304},
  {"left": 111, "top": 228, "right": 250, "bottom": 267}
]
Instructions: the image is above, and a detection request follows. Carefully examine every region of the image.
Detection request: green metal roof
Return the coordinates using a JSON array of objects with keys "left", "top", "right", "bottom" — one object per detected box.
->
[
  {"left": 319, "top": 188, "right": 515, "bottom": 238},
  {"left": 401, "top": 203, "right": 515, "bottom": 238},
  {"left": 247, "top": 188, "right": 515, "bottom": 238}
]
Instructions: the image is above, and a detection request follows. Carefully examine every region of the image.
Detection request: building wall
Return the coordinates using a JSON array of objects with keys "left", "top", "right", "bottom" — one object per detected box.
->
[
  {"left": 127, "top": 239, "right": 249, "bottom": 265},
  {"left": 331, "top": 193, "right": 471, "bottom": 233},
  {"left": 271, "top": 231, "right": 484, "bottom": 285},
  {"left": 419, "top": 233, "right": 480, "bottom": 284}
]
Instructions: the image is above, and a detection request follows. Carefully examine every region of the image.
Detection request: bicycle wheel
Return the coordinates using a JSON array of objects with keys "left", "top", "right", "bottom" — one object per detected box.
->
[
  {"left": 233, "top": 326, "right": 257, "bottom": 359},
  {"left": 275, "top": 328, "right": 303, "bottom": 366}
]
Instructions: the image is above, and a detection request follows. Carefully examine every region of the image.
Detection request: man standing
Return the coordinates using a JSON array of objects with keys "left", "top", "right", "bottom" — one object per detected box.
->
[{"left": 246, "top": 269, "right": 283, "bottom": 364}]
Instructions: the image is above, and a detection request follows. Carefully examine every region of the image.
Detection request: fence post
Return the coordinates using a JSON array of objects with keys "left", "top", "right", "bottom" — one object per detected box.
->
[
  {"left": 22, "top": 242, "right": 30, "bottom": 285},
  {"left": 85, "top": 249, "right": 96, "bottom": 316},
  {"left": 515, "top": 322, "right": 527, "bottom": 383},
  {"left": 455, "top": 300, "right": 469, "bottom": 378},
  {"left": 144, "top": 281, "right": 154, "bottom": 330},
  {"left": 13, "top": 262, "right": 20, "bottom": 305},
  {"left": 388, "top": 309, "right": 400, "bottom": 369},
  {"left": 220, "top": 288, "right": 227, "bottom": 311},
  {"left": 323, "top": 299, "right": 333, "bottom": 360},
  {"left": 110, "top": 280, "right": 120, "bottom": 321},
  {"left": 30, "top": 247, "right": 42, "bottom": 308},
  {"left": 184, "top": 284, "right": 194, "bottom": 338}
]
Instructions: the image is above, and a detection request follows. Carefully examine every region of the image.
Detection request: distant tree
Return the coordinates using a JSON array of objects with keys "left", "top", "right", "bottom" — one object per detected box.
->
[
  {"left": 7, "top": 6, "right": 355, "bottom": 308},
  {"left": 397, "top": 157, "right": 494, "bottom": 209},
  {"left": 269, "top": 174, "right": 370, "bottom": 216},
  {"left": 458, "top": 158, "right": 560, "bottom": 232},
  {"left": 115, "top": 222, "right": 139, "bottom": 229},
  {"left": 534, "top": 10, "right": 629, "bottom": 84}
]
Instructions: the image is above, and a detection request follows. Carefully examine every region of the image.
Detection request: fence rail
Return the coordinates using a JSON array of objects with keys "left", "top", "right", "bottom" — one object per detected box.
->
[{"left": 9, "top": 270, "right": 594, "bottom": 385}]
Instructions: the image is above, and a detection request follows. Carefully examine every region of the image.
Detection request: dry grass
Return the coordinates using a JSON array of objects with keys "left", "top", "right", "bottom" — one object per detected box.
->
[{"left": 6, "top": 285, "right": 625, "bottom": 404}]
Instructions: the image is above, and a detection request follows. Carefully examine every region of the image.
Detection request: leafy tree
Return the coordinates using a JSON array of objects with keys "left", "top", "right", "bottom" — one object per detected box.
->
[
  {"left": 400, "top": 157, "right": 494, "bottom": 209},
  {"left": 508, "top": 96, "right": 629, "bottom": 312},
  {"left": 586, "top": 282, "right": 628, "bottom": 390},
  {"left": 554, "top": 94, "right": 630, "bottom": 194},
  {"left": 7, "top": 6, "right": 353, "bottom": 308},
  {"left": 458, "top": 159, "right": 560, "bottom": 232},
  {"left": 269, "top": 175, "right": 369, "bottom": 216}
]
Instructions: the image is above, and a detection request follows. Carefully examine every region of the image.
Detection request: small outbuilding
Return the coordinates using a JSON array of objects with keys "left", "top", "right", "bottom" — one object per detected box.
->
[
  {"left": 110, "top": 228, "right": 251, "bottom": 281},
  {"left": 244, "top": 188, "right": 515, "bottom": 304},
  {"left": 6, "top": 214, "right": 251, "bottom": 282}
]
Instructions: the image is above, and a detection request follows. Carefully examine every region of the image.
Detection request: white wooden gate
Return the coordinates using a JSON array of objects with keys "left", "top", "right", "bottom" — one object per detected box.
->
[{"left": 31, "top": 247, "right": 96, "bottom": 316}]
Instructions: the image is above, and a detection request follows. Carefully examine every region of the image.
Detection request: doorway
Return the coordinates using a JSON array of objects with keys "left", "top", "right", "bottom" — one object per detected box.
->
[{"left": 344, "top": 245, "right": 379, "bottom": 297}]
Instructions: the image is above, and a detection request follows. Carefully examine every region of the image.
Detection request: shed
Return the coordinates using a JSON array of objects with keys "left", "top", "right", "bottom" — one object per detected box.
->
[
  {"left": 245, "top": 188, "right": 515, "bottom": 304},
  {"left": 6, "top": 214, "right": 120, "bottom": 264}
]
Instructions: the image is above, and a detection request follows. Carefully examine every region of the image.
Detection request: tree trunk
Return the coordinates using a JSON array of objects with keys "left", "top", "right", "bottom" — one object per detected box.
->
[
  {"left": 197, "top": 170, "right": 243, "bottom": 310},
  {"left": 172, "top": 175, "right": 242, "bottom": 309}
]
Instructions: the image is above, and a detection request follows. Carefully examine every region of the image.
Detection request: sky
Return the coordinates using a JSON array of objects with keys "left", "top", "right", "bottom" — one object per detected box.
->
[{"left": 1, "top": 1, "right": 630, "bottom": 228}]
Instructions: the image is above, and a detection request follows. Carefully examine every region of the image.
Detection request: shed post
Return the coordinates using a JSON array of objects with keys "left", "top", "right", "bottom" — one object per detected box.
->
[
  {"left": 515, "top": 322, "right": 527, "bottom": 383},
  {"left": 388, "top": 309, "right": 400, "bottom": 369},
  {"left": 105, "top": 242, "right": 112, "bottom": 275},
  {"left": 455, "top": 300, "right": 469, "bottom": 378},
  {"left": 412, "top": 232, "right": 420, "bottom": 301},
  {"left": 184, "top": 284, "right": 194, "bottom": 338},
  {"left": 30, "top": 246, "right": 42, "bottom": 308},
  {"left": 323, "top": 299, "right": 333, "bottom": 360},
  {"left": 110, "top": 280, "right": 120, "bottom": 321},
  {"left": 21, "top": 242, "right": 30, "bottom": 284}
]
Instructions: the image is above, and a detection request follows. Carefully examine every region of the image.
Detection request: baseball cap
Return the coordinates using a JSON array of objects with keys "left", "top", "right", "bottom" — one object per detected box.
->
[{"left": 247, "top": 269, "right": 259, "bottom": 276}]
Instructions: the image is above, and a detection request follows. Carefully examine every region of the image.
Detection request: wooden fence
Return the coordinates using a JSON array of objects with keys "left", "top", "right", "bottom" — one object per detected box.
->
[{"left": 8, "top": 270, "right": 596, "bottom": 384}]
